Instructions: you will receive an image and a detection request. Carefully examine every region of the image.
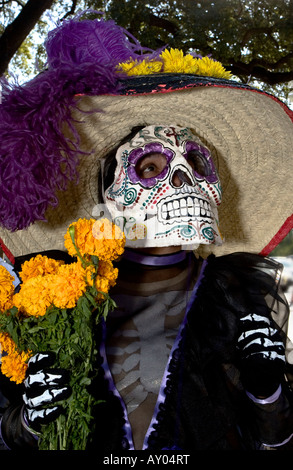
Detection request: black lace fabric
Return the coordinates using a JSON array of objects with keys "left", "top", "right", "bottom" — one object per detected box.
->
[{"left": 192, "top": 253, "right": 291, "bottom": 368}]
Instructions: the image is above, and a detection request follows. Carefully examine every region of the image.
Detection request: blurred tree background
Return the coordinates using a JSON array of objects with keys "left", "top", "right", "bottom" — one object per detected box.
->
[
  {"left": 1, "top": 1, "right": 293, "bottom": 95},
  {"left": 0, "top": 0, "right": 292, "bottom": 255}
]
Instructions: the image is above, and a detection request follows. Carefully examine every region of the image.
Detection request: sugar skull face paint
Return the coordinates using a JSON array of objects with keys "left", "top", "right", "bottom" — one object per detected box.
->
[{"left": 103, "top": 125, "right": 223, "bottom": 249}]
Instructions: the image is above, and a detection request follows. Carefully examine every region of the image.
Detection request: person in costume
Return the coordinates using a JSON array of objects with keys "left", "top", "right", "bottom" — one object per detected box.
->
[{"left": 0, "top": 12, "right": 293, "bottom": 450}]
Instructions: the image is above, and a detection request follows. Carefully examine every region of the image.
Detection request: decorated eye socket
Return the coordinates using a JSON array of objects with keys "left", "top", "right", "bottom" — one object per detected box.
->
[
  {"left": 128, "top": 142, "right": 174, "bottom": 188},
  {"left": 186, "top": 150, "right": 211, "bottom": 177},
  {"left": 184, "top": 141, "right": 218, "bottom": 183},
  {"left": 135, "top": 153, "right": 168, "bottom": 179}
]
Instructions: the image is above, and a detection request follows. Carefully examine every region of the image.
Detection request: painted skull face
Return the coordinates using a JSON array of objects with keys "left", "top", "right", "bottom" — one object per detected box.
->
[{"left": 104, "top": 125, "right": 223, "bottom": 249}]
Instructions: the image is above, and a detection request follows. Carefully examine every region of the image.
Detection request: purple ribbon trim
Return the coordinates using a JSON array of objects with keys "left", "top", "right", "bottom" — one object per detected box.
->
[
  {"left": 246, "top": 384, "right": 282, "bottom": 404},
  {"left": 122, "top": 249, "right": 188, "bottom": 266}
]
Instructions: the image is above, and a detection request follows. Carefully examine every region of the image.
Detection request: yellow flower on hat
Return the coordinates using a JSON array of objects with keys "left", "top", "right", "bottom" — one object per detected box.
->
[
  {"left": 117, "top": 47, "right": 232, "bottom": 80},
  {"left": 161, "top": 48, "right": 199, "bottom": 74},
  {"left": 0, "top": 266, "right": 14, "bottom": 312},
  {"left": 118, "top": 58, "right": 162, "bottom": 75},
  {"left": 196, "top": 56, "right": 232, "bottom": 79}
]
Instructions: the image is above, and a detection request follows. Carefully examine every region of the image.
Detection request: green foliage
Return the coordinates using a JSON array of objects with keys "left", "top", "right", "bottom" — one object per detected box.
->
[
  {"left": 9, "top": 36, "right": 34, "bottom": 78},
  {"left": 1, "top": 0, "right": 293, "bottom": 97},
  {"left": 89, "top": 0, "right": 293, "bottom": 98},
  {"left": 271, "top": 230, "right": 293, "bottom": 256}
]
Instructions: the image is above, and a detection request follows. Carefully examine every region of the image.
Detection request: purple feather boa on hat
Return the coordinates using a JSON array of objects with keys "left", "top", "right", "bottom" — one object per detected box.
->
[{"left": 0, "top": 12, "right": 155, "bottom": 232}]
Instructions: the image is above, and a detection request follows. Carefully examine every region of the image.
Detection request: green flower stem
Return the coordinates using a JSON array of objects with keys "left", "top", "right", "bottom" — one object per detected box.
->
[
  {"left": 57, "top": 416, "right": 66, "bottom": 450},
  {"left": 68, "top": 225, "right": 86, "bottom": 268},
  {"left": 40, "top": 301, "right": 99, "bottom": 450}
]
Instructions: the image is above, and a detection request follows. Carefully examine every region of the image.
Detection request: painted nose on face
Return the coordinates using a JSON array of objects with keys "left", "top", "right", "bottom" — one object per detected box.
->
[{"left": 171, "top": 169, "right": 193, "bottom": 188}]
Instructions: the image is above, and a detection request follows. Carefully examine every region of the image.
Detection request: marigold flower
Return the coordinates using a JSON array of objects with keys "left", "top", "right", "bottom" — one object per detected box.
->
[
  {"left": 19, "top": 255, "right": 64, "bottom": 283},
  {"left": 49, "top": 263, "right": 87, "bottom": 309},
  {"left": 84, "top": 262, "right": 115, "bottom": 295},
  {"left": 14, "top": 261, "right": 88, "bottom": 315},
  {"left": 0, "top": 332, "right": 17, "bottom": 355},
  {"left": 94, "top": 275, "right": 111, "bottom": 302},
  {"left": 64, "top": 218, "right": 95, "bottom": 258},
  {"left": 95, "top": 276, "right": 110, "bottom": 293},
  {"left": 0, "top": 266, "right": 15, "bottom": 312},
  {"left": 13, "top": 275, "right": 53, "bottom": 317},
  {"left": 1, "top": 349, "right": 31, "bottom": 384},
  {"left": 64, "top": 218, "right": 125, "bottom": 262},
  {"left": 92, "top": 219, "right": 125, "bottom": 261},
  {"left": 98, "top": 260, "right": 118, "bottom": 287},
  {"left": 0, "top": 333, "right": 32, "bottom": 384}
]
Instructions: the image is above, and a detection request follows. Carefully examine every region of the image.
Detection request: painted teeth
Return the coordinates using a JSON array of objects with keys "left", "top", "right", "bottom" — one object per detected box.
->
[{"left": 160, "top": 197, "right": 212, "bottom": 221}]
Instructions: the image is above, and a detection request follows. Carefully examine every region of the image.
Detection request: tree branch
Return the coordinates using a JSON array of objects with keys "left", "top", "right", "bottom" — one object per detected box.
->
[
  {"left": 230, "top": 60, "right": 293, "bottom": 85},
  {"left": 231, "top": 51, "right": 293, "bottom": 74},
  {"left": 0, "top": 0, "right": 55, "bottom": 76},
  {"left": 62, "top": 0, "right": 78, "bottom": 20},
  {"left": 148, "top": 12, "right": 179, "bottom": 36},
  {"left": 240, "top": 27, "right": 279, "bottom": 49}
]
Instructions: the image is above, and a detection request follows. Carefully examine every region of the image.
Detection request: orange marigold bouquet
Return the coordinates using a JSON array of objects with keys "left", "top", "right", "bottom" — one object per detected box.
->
[{"left": 0, "top": 218, "right": 125, "bottom": 450}]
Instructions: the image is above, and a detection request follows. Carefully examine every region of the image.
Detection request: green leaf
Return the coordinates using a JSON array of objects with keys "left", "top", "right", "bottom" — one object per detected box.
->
[
  {"left": 90, "top": 255, "right": 99, "bottom": 268},
  {"left": 80, "top": 377, "right": 91, "bottom": 386},
  {"left": 47, "top": 310, "right": 58, "bottom": 325}
]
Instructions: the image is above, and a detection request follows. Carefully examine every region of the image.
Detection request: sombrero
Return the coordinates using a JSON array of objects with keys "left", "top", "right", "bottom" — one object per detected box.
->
[{"left": 0, "top": 12, "right": 292, "bottom": 261}]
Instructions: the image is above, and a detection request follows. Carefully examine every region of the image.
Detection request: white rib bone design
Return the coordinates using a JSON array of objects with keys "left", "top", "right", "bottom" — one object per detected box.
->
[{"left": 107, "top": 291, "right": 185, "bottom": 414}]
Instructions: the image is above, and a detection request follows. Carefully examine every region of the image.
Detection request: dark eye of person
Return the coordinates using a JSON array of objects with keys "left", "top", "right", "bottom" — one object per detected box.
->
[
  {"left": 135, "top": 153, "right": 168, "bottom": 179},
  {"left": 186, "top": 150, "right": 211, "bottom": 176}
]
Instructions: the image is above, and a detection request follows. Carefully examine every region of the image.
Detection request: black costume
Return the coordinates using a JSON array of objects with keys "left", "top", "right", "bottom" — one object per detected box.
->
[{"left": 1, "top": 250, "right": 292, "bottom": 450}]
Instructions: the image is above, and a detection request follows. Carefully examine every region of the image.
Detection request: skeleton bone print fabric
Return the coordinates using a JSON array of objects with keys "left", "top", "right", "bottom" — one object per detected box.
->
[{"left": 102, "top": 253, "right": 199, "bottom": 449}]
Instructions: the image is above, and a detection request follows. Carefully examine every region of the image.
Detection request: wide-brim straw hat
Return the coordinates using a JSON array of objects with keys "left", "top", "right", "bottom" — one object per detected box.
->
[{"left": 0, "top": 13, "right": 292, "bottom": 261}]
